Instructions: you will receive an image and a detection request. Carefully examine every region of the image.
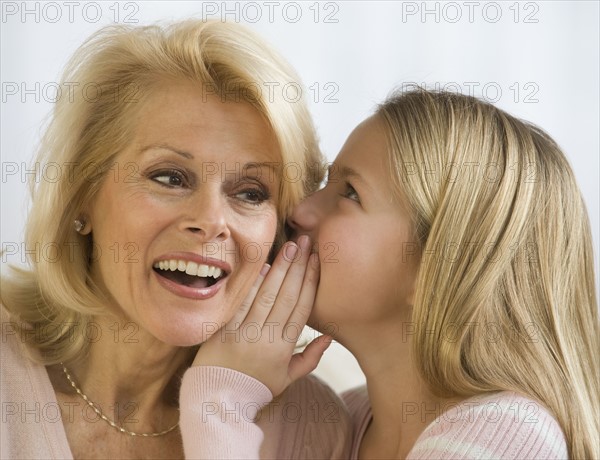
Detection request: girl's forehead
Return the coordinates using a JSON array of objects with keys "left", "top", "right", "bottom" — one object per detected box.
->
[{"left": 334, "top": 116, "right": 388, "bottom": 173}]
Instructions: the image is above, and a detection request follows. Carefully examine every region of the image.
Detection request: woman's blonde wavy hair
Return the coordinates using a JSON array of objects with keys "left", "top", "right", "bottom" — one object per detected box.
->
[
  {"left": 377, "top": 87, "right": 599, "bottom": 459},
  {"left": 1, "top": 20, "right": 324, "bottom": 365}
]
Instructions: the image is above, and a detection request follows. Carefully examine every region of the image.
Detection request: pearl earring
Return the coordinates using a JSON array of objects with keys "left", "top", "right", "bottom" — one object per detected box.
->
[{"left": 74, "top": 219, "right": 85, "bottom": 233}]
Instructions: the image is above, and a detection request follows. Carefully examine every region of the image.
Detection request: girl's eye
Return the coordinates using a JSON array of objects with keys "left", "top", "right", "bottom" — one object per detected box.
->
[
  {"left": 341, "top": 183, "right": 360, "bottom": 203},
  {"left": 151, "top": 170, "right": 187, "bottom": 188},
  {"left": 234, "top": 188, "right": 270, "bottom": 205}
]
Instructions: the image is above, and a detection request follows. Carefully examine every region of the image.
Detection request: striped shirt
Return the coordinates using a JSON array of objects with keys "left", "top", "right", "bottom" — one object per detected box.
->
[{"left": 343, "top": 386, "right": 568, "bottom": 459}]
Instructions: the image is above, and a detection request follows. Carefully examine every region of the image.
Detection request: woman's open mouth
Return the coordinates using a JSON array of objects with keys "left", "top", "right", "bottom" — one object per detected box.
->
[{"left": 152, "top": 258, "right": 229, "bottom": 299}]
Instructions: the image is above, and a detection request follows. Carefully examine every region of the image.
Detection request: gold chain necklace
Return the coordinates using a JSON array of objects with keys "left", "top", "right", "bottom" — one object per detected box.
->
[{"left": 61, "top": 363, "right": 179, "bottom": 437}]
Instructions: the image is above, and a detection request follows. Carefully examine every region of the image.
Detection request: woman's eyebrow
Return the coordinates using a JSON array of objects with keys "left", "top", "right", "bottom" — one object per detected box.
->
[
  {"left": 138, "top": 143, "right": 194, "bottom": 160},
  {"left": 241, "top": 162, "right": 281, "bottom": 183}
]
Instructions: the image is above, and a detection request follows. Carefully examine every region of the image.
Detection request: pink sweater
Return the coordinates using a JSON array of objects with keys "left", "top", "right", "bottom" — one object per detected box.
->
[
  {"left": 1, "top": 307, "right": 352, "bottom": 459},
  {"left": 343, "top": 386, "right": 569, "bottom": 459},
  {"left": 1, "top": 298, "right": 570, "bottom": 460}
]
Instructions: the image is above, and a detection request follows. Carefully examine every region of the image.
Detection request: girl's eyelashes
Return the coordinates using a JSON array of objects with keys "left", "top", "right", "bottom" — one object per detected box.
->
[
  {"left": 340, "top": 182, "right": 361, "bottom": 203},
  {"left": 149, "top": 168, "right": 190, "bottom": 188}
]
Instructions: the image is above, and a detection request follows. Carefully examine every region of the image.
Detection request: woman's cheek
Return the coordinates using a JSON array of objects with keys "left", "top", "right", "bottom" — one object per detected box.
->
[{"left": 243, "top": 208, "right": 278, "bottom": 261}]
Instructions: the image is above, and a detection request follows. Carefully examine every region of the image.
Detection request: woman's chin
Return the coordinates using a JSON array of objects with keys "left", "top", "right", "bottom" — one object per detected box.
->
[{"left": 144, "top": 320, "right": 216, "bottom": 348}]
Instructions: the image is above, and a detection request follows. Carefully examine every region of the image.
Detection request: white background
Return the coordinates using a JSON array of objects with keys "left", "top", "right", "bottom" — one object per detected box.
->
[{"left": 2, "top": 1, "right": 598, "bottom": 392}]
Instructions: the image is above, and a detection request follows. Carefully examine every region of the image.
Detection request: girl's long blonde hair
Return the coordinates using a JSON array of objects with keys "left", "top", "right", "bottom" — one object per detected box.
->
[
  {"left": 1, "top": 20, "right": 324, "bottom": 365},
  {"left": 378, "top": 87, "right": 598, "bottom": 459}
]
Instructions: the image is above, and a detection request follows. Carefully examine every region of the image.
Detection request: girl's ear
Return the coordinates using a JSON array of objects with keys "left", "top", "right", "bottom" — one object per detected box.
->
[
  {"left": 404, "top": 245, "right": 421, "bottom": 309},
  {"left": 407, "top": 284, "right": 416, "bottom": 308}
]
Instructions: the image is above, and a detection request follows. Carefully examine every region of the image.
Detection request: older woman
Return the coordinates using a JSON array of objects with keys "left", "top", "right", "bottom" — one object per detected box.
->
[{"left": 0, "top": 21, "right": 351, "bottom": 459}]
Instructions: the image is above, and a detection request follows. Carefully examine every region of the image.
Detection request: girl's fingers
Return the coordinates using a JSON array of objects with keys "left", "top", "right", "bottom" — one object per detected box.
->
[
  {"left": 284, "top": 252, "right": 320, "bottom": 341},
  {"left": 264, "top": 235, "right": 312, "bottom": 327},
  {"left": 194, "top": 237, "right": 321, "bottom": 397},
  {"left": 287, "top": 335, "right": 333, "bottom": 383},
  {"left": 227, "top": 263, "right": 271, "bottom": 329},
  {"left": 242, "top": 242, "right": 298, "bottom": 327}
]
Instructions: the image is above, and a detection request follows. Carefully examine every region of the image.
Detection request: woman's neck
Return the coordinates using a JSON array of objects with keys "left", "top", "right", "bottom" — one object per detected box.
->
[{"left": 59, "top": 314, "right": 194, "bottom": 432}]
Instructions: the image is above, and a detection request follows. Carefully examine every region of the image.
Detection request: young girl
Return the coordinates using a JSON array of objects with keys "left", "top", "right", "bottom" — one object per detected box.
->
[{"left": 194, "top": 88, "right": 599, "bottom": 459}]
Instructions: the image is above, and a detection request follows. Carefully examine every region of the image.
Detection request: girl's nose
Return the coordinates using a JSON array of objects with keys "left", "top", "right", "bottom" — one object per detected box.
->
[{"left": 287, "top": 190, "right": 323, "bottom": 237}]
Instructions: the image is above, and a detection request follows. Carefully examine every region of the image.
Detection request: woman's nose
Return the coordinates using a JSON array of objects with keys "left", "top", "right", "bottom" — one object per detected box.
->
[{"left": 181, "top": 189, "right": 231, "bottom": 242}]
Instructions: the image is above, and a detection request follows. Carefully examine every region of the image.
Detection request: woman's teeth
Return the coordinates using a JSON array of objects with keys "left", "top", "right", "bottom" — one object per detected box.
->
[{"left": 153, "top": 260, "right": 223, "bottom": 279}]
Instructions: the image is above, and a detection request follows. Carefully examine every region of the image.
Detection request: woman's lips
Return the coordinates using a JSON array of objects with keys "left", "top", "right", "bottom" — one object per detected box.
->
[
  {"left": 152, "top": 252, "right": 231, "bottom": 300},
  {"left": 153, "top": 268, "right": 226, "bottom": 300},
  {"left": 153, "top": 252, "right": 232, "bottom": 274}
]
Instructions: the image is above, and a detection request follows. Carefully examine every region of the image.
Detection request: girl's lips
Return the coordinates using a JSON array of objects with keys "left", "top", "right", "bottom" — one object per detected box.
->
[{"left": 153, "top": 269, "right": 226, "bottom": 300}]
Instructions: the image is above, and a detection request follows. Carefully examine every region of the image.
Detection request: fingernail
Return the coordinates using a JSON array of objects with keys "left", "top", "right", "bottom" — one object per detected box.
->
[
  {"left": 284, "top": 243, "right": 299, "bottom": 261},
  {"left": 310, "top": 253, "right": 320, "bottom": 268},
  {"left": 260, "top": 263, "right": 271, "bottom": 276},
  {"left": 298, "top": 234, "right": 311, "bottom": 251}
]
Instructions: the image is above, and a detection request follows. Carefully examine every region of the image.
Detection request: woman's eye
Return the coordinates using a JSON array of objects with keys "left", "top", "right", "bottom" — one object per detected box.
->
[
  {"left": 342, "top": 183, "right": 360, "bottom": 203},
  {"left": 151, "top": 170, "right": 186, "bottom": 188},
  {"left": 235, "top": 188, "right": 269, "bottom": 205}
]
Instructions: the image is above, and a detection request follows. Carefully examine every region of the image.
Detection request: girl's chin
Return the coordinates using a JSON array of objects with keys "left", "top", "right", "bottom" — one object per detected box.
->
[{"left": 307, "top": 306, "right": 338, "bottom": 337}]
